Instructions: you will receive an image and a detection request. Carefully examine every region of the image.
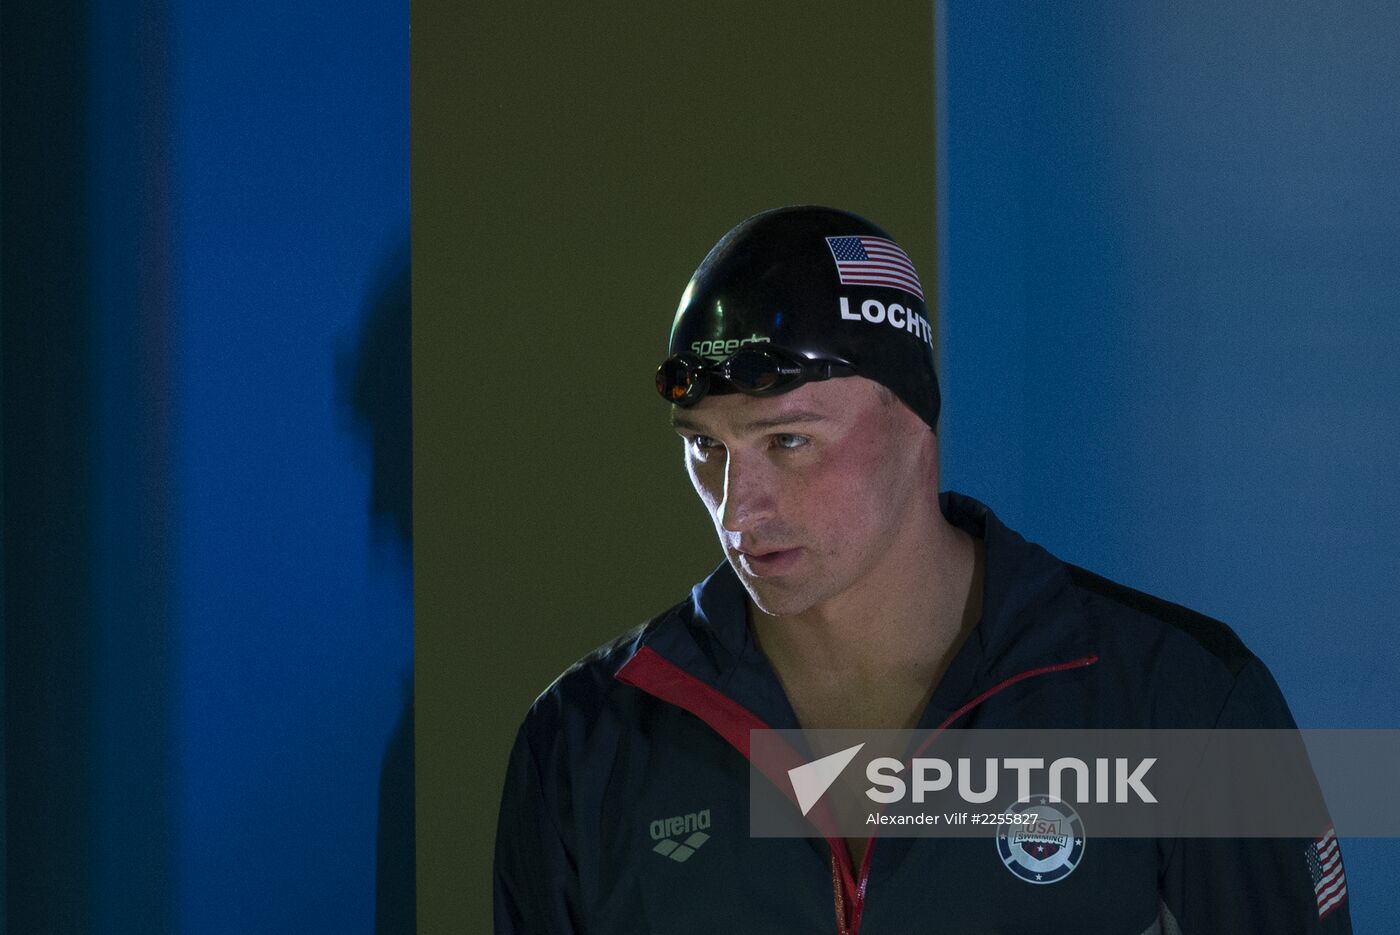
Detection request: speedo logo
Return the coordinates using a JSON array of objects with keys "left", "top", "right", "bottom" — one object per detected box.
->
[
  {"left": 649, "top": 808, "right": 712, "bottom": 862},
  {"left": 839, "top": 296, "right": 933, "bottom": 347},
  {"left": 690, "top": 333, "right": 766, "bottom": 362}
]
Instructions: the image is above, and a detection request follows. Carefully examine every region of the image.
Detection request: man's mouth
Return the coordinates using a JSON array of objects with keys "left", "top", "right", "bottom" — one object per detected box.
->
[{"left": 735, "top": 546, "right": 803, "bottom": 577}]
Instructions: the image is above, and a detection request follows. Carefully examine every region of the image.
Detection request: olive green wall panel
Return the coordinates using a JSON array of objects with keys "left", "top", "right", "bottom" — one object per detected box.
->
[{"left": 413, "top": 3, "right": 936, "bottom": 929}]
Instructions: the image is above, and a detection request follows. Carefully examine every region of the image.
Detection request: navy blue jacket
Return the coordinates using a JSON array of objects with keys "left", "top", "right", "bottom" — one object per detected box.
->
[{"left": 494, "top": 493, "right": 1351, "bottom": 933}]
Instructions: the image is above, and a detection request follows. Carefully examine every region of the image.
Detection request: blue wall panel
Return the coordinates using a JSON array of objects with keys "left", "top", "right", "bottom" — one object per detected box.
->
[
  {"left": 939, "top": 3, "right": 1399, "bottom": 928},
  {"left": 171, "top": 0, "right": 410, "bottom": 931}
]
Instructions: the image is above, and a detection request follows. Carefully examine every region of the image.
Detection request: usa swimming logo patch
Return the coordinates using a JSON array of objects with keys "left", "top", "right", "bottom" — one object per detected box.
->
[{"left": 996, "top": 796, "right": 1086, "bottom": 885}]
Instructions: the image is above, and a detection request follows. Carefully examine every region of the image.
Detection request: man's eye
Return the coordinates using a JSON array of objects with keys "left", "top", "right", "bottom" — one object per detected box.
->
[
  {"left": 773, "top": 434, "right": 809, "bottom": 450},
  {"left": 688, "top": 435, "right": 721, "bottom": 453}
]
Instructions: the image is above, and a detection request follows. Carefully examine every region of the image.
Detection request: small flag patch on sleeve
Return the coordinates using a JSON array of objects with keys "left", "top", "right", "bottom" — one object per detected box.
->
[
  {"left": 1305, "top": 826, "right": 1347, "bottom": 920},
  {"left": 825, "top": 236, "right": 924, "bottom": 300}
]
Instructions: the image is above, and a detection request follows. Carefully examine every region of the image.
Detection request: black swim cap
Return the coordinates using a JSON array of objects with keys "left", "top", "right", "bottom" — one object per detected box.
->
[{"left": 660, "top": 205, "right": 940, "bottom": 431}]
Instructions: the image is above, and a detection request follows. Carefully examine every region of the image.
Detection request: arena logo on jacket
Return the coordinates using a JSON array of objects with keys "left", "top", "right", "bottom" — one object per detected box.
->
[
  {"left": 649, "top": 808, "right": 712, "bottom": 863},
  {"left": 996, "top": 796, "right": 1086, "bottom": 885}
]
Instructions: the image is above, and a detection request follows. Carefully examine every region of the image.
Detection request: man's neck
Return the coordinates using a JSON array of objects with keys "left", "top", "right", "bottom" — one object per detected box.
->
[{"left": 748, "top": 513, "right": 984, "bottom": 728}]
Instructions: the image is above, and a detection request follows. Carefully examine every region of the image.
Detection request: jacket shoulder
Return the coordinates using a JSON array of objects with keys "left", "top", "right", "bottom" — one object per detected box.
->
[
  {"left": 1061, "top": 564, "right": 1305, "bottom": 728},
  {"left": 519, "top": 598, "right": 690, "bottom": 735},
  {"left": 1065, "top": 562, "right": 1255, "bottom": 677}
]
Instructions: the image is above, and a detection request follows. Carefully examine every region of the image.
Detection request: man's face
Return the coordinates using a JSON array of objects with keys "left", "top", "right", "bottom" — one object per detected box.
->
[{"left": 670, "top": 376, "right": 933, "bottom": 618}]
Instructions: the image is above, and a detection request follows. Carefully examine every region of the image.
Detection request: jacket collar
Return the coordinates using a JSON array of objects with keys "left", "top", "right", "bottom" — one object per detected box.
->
[
  {"left": 627, "top": 491, "right": 1091, "bottom": 728},
  {"left": 938, "top": 491, "right": 1091, "bottom": 682}
]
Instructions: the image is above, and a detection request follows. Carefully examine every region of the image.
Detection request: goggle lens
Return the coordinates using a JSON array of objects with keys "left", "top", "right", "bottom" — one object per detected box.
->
[
  {"left": 721, "top": 349, "right": 801, "bottom": 393},
  {"left": 656, "top": 355, "right": 707, "bottom": 404}
]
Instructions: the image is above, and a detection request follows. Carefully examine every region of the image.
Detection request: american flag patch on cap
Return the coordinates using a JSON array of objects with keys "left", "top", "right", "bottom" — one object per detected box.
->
[
  {"left": 825, "top": 235, "right": 924, "bottom": 301},
  {"left": 1306, "top": 826, "right": 1347, "bottom": 920}
]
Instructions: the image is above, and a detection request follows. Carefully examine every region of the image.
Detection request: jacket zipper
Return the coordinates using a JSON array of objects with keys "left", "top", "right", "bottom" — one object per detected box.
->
[
  {"left": 831, "top": 654, "right": 1100, "bottom": 935},
  {"left": 614, "top": 646, "right": 1100, "bottom": 935}
]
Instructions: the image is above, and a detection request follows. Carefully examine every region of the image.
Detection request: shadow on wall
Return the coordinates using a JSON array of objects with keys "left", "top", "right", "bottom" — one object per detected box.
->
[{"left": 340, "top": 237, "right": 415, "bottom": 934}]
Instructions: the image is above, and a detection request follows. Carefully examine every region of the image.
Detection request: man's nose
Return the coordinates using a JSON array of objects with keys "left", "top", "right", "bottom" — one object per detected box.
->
[{"left": 718, "top": 451, "right": 775, "bottom": 533}]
